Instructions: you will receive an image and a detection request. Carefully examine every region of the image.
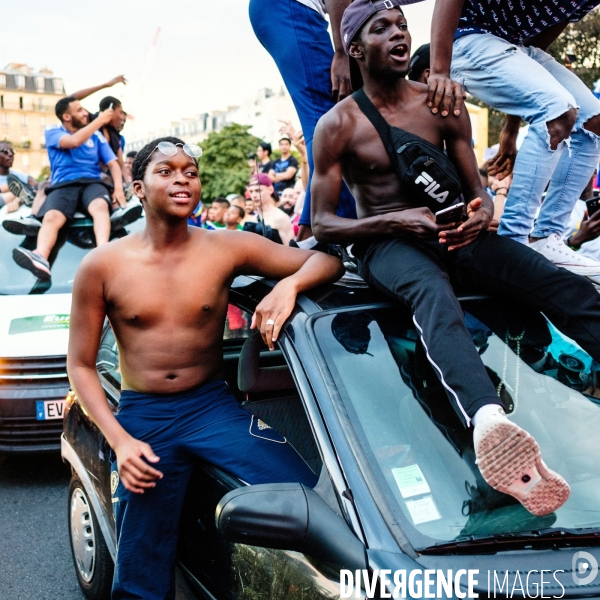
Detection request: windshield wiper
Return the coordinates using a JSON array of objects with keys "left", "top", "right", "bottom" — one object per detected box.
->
[{"left": 420, "top": 528, "right": 600, "bottom": 555}]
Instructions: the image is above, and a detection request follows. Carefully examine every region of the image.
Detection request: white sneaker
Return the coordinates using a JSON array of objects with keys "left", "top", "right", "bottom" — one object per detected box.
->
[
  {"left": 529, "top": 233, "right": 600, "bottom": 276},
  {"left": 474, "top": 411, "right": 570, "bottom": 516}
]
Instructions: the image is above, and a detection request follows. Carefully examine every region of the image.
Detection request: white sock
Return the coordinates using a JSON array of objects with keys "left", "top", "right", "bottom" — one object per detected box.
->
[
  {"left": 296, "top": 236, "right": 318, "bottom": 250},
  {"left": 472, "top": 404, "right": 507, "bottom": 428}
]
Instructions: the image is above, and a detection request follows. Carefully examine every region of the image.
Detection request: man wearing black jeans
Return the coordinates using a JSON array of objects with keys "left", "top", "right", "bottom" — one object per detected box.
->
[{"left": 311, "top": 0, "right": 600, "bottom": 517}]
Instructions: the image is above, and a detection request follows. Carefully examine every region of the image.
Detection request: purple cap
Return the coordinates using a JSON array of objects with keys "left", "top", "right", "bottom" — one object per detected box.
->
[
  {"left": 341, "top": 0, "right": 406, "bottom": 54},
  {"left": 248, "top": 173, "right": 273, "bottom": 187}
]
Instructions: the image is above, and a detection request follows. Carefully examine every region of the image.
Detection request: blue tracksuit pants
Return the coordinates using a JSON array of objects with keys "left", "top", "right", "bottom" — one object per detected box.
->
[
  {"left": 110, "top": 379, "right": 317, "bottom": 600},
  {"left": 249, "top": 0, "right": 357, "bottom": 227}
]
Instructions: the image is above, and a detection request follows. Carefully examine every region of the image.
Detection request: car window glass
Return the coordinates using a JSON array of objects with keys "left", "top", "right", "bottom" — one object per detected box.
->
[
  {"left": 0, "top": 217, "right": 145, "bottom": 296},
  {"left": 312, "top": 300, "right": 600, "bottom": 550},
  {"left": 224, "top": 304, "right": 252, "bottom": 340},
  {"left": 97, "top": 323, "right": 121, "bottom": 390}
]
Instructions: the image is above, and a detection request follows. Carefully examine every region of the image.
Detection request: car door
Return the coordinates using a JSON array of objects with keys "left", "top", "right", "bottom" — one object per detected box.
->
[{"left": 176, "top": 307, "right": 344, "bottom": 600}]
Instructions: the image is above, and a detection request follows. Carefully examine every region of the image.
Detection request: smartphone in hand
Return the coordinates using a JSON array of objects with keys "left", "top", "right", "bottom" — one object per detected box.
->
[
  {"left": 585, "top": 197, "right": 600, "bottom": 218},
  {"left": 435, "top": 202, "right": 465, "bottom": 225}
]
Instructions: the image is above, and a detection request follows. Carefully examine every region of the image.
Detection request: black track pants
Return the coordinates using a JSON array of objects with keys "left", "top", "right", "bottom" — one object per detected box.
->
[{"left": 354, "top": 231, "right": 600, "bottom": 426}]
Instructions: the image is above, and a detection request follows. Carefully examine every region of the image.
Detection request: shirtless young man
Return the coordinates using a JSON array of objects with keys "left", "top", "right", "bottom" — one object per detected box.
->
[
  {"left": 247, "top": 173, "right": 294, "bottom": 245},
  {"left": 311, "top": 0, "right": 600, "bottom": 517},
  {"left": 67, "top": 136, "right": 343, "bottom": 599}
]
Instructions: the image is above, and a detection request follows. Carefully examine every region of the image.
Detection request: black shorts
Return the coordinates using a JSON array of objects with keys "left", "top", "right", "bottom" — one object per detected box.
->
[{"left": 38, "top": 179, "right": 111, "bottom": 220}]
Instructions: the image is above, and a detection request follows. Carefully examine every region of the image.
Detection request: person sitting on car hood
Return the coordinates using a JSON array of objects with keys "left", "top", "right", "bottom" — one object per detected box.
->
[{"left": 310, "top": 0, "right": 600, "bottom": 518}]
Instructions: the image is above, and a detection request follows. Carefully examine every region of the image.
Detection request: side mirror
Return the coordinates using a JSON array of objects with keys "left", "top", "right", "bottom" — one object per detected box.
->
[{"left": 215, "top": 482, "right": 367, "bottom": 571}]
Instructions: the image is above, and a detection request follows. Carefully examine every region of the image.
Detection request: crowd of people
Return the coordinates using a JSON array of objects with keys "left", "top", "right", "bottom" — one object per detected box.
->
[{"left": 5, "top": 0, "right": 600, "bottom": 596}]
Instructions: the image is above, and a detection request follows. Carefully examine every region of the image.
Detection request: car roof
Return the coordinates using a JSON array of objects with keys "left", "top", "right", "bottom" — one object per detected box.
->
[{"left": 230, "top": 274, "right": 489, "bottom": 315}]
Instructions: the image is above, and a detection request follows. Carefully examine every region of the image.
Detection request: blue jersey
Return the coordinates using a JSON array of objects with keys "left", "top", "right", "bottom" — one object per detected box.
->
[
  {"left": 458, "top": 0, "right": 600, "bottom": 44},
  {"left": 45, "top": 125, "right": 117, "bottom": 184}
]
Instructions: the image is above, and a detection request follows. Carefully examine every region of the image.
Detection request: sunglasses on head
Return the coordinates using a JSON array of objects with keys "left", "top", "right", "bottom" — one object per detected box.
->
[{"left": 152, "top": 141, "right": 203, "bottom": 160}]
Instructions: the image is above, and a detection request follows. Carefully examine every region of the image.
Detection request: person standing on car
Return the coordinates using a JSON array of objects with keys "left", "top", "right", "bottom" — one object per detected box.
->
[
  {"left": 67, "top": 136, "right": 343, "bottom": 600},
  {"left": 426, "top": 0, "right": 600, "bottom": 278},
  {"left": 249, "top": 0, "right": 358, "bottom": 243},
  {"left": 311, "top": 0, "right": 600, "bottom": 518}
]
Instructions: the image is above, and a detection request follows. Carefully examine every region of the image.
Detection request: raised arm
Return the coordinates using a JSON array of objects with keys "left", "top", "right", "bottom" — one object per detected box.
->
[
  {"left": 59, "top": 108, "right": 113, "bottom": 149},
  {"left": 68, "top": 252, "right": 162, "bottom": 493},
  {"left": 234, "top": 232, "right": 344, "bottom": 349},
  {"left": 71, "top": 75, "right": 127, "bottom": 101},
  {"left": 428, "top": 0, "right": 467, "bottom": 117},
  {"left": 325, "top": 0, "right": 352, "bottom": 101},
  {"left": 106, "top": 159, "right": 126, "bottom": 207}
]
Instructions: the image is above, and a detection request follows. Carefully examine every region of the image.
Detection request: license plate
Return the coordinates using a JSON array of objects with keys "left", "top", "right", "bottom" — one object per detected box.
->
[{"left": 36, "top": 400, "right": 65, "bottom": 420}]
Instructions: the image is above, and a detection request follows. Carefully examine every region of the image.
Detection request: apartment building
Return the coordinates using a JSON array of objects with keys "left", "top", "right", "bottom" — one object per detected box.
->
[{"left": 0, "top": 63, "right": 65, "bottom": 178}]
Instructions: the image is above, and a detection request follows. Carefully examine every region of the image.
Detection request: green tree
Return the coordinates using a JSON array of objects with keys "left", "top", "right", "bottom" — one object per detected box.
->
[
  {"left": 548, "top": 8, "right": 600, "bottom": 88},
  {"left": 197, "top": 123, "right": 261, "bottom": 201}
]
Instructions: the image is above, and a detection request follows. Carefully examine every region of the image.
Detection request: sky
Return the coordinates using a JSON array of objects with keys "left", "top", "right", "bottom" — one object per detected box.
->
[{"left": 0, "top": 0, "right": 434, "bottom": 142}]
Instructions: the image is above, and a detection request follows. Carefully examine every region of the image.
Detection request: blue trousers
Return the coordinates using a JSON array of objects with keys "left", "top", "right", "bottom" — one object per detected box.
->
[
  {"left": 111, "top": 379, "right": 317, "bottom": 600},
  {"left": 249, "top": 0, "right": 356, "bottom": 227}
]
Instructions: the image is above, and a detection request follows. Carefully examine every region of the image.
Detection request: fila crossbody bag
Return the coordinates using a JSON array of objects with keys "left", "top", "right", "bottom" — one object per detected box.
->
[{"left": 353, "top": 88, "right": 463, "bottom": 213}]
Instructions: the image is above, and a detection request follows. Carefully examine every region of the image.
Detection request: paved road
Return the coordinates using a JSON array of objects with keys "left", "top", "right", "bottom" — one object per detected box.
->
[
  {"left": 0, "top": 452, "right": 196, "bottom": 600},
  {"left": 0, "top": 452, "right": 84, "bottom": 600}
]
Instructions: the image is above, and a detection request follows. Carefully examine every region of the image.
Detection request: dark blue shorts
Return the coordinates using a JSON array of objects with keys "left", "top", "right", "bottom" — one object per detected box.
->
[{"left": 111, "top": 378, "right": 317, "bottom": 599}]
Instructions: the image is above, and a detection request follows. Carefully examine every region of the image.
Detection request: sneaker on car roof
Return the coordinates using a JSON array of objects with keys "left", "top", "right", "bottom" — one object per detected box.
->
[{"left": 529, "top": 233, "right": 600, "bottom": 276}]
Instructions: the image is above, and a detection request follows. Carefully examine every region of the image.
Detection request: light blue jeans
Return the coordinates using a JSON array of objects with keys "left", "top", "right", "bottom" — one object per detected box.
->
[{"left": 451, "top": 33, "right": 600, "bottom": 243}]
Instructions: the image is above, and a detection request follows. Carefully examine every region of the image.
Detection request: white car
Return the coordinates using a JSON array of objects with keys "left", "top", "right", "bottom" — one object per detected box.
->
[{"left": 0, "top": 201, "right": 143, "bottom": 452}]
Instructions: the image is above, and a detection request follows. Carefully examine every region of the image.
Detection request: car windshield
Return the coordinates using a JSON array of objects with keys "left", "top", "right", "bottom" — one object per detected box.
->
[
  {"left": 312, "top": 298, "right": 600, "bottom": 550},
  {"left": 0, "top": 216, "right": 146, "bottom": 295}
]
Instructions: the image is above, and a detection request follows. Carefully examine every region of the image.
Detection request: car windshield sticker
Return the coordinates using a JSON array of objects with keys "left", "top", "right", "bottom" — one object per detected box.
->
[
  {"left": 392, "top": 464, "right": 431, "bottom": 498},
  {"left": 405, "top": 496, "right": 441, "bottom": 525},
  {"left": 9, "top": 314, "right": 70, "bottom": 335}
]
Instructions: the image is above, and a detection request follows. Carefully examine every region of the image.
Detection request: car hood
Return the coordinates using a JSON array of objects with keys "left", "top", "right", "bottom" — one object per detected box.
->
[{"left": 0, "top": 293, "right": 71, "bottom": 357}]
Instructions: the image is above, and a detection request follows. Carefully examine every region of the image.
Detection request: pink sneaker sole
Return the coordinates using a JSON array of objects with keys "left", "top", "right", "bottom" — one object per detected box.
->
[{"left": 475, "top": 421, "right": 570, "bottom": 516}]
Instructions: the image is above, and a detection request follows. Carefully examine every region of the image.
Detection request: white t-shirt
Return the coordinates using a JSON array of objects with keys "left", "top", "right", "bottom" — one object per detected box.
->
[{"left": 294, "top": 0, "right": 327, "bottom": 16}]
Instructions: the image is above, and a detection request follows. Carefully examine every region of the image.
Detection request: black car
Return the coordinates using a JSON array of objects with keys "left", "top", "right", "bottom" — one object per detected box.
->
[{"left": 62, "top": 275, "right": 600, "bottom": 599}]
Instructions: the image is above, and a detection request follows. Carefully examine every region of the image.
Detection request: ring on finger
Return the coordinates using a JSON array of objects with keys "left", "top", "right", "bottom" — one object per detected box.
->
[{"left": 266, "top": 319, "right": 276, "bottom": 326}]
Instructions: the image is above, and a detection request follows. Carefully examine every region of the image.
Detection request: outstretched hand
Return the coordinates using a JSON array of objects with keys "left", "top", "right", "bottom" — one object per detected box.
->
[
  {"left": 438, "top": 197, "right": 492, "bottom": 251},
  {"left": 98, "top": 107, "right": 115, "bottom": 126},
  {"left": 488, "top": 133, "right": 517, "bottom": 180},
  {"left": 114, "top": 435, "right": 162, "bottom": 494},
  {"left": 107, "top": 75, "right": 127, "bottom": 87},
  {"left": 251, "top": 279, "right": 297, "bottom": 351},
  {"left": 426, "top": 73, "right": 465, "bottom": 117},
  {"left": 279, "top": 119, "right": 298, "bottom": 140}
]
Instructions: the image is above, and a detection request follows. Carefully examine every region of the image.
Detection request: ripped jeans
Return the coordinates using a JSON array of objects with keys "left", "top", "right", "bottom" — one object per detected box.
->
[{"left": 451, "top": 33, "right": 600, "bottom": 243}]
